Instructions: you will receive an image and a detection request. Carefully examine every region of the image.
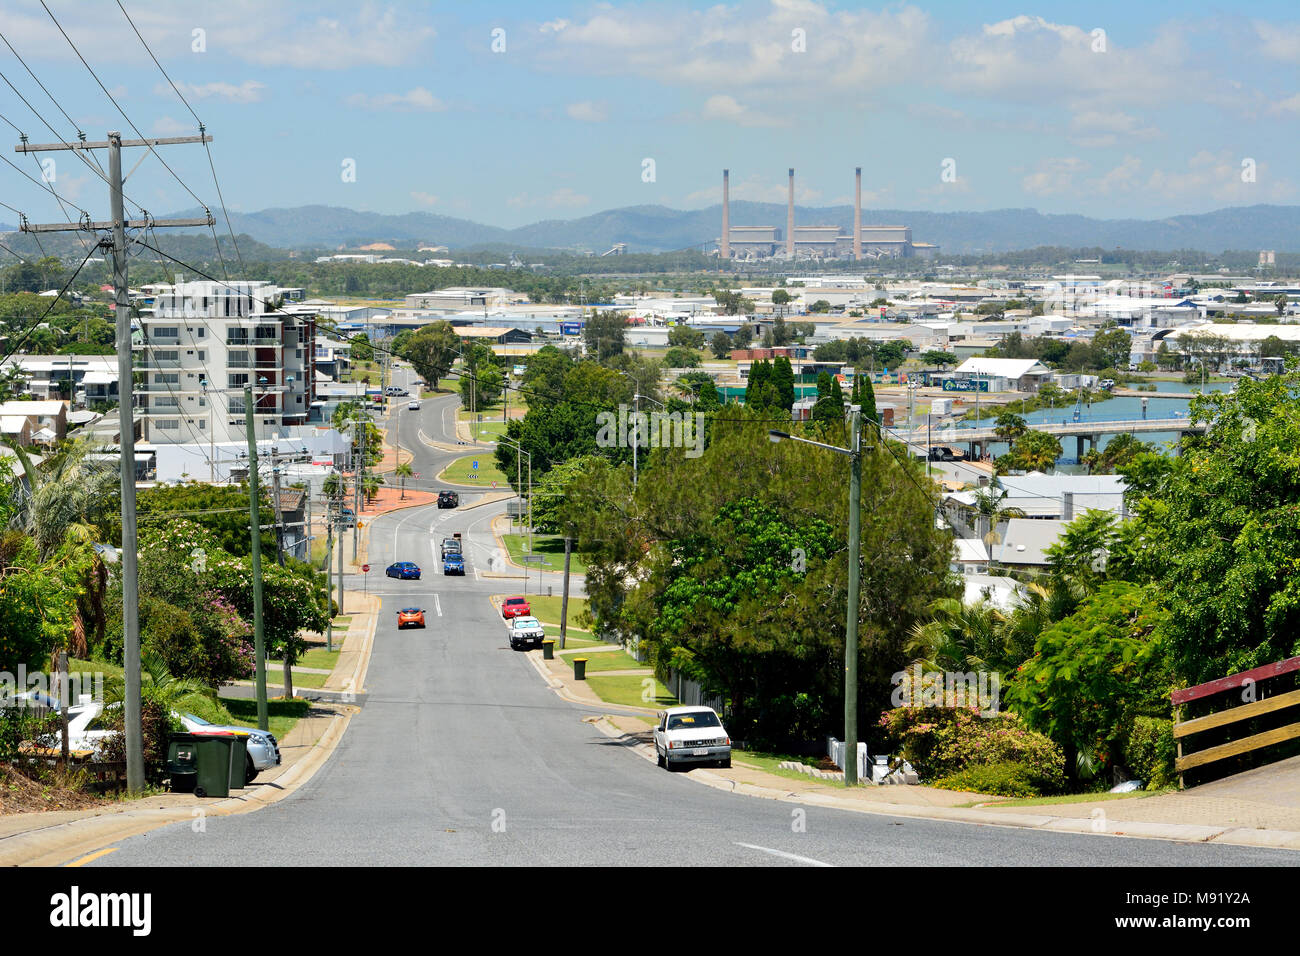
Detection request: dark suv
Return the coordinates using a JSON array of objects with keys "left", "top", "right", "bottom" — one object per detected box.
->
[{"left": 437, "top": 491, "right": 459, "bottom": 509}]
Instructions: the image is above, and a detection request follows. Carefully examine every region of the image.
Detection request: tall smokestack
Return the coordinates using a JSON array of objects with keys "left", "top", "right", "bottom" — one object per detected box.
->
[
  {"left": 854, "top": 166, "right": 862, "bottom": 261},
  {"left": 721, "top": 169, "right": 730, "bottom": 260},
  {"left": 786, "top": 167, "right": 795, "bottom": 258}
]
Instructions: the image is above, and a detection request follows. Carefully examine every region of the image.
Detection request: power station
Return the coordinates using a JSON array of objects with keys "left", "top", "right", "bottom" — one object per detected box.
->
[{"left": 716, "top": 168, "right": 937, "bottom": 262}]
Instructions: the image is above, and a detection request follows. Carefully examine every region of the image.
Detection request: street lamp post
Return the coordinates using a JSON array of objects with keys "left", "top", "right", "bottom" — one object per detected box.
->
[
  {"left": 768, "top": 406, "right": 865, "bottom": 786},
  {"left": 499, "top": 436, "right": 532, "bottom": 552}
]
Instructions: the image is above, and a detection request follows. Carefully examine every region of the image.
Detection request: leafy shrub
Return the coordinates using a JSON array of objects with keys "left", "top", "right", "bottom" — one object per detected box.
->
[
  {"left": 877, "top": 706, "right": 1065, "bottom": 793},
  {"left": 95, "top": 694, "right": 181, "bottom": 784},
  {"left": 1123, "top": 716, "right": 1176, "bottom": 790},
  {"left": 932, "top": 761, "right": 1054, "bottom": 798},
  {"left": 0, "top": 705, "right": 61, "bottom": 762}
]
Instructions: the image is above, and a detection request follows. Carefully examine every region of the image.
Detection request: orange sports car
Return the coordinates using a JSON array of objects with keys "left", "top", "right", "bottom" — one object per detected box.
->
[{"left": 397, "top": 607, "right": 426, "bottom": 629}]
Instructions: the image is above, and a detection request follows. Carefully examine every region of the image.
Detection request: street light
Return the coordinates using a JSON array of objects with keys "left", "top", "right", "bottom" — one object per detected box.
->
[
  {"left": 766, "top": 405, "right": 866, "bottom": 786},
  {"left": 498, "top": 435, "right": 532, "bottom": 552}
]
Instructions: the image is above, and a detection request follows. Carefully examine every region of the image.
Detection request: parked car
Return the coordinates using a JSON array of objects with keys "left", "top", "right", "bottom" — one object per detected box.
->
[
  {"left": 1099, "top": 378, "right": 1116, "bottom": 390},
  {"left": 500, "top": 596, "right": 531, "bottom": 619},
  {"left": 440, "top": 534, "right": 462, "bottom": 559},
  {"left": 507, "top": 616, "right": 546, "bottom": 650},
  {"left": 653, "top": 706, "right": 732, "bottom": 771},
  {"left": 397, "top": 607, "right": 426, "bottom": 629},
  {"left": 385, "top": 561, "right": 421, "bottom": 580},
  {"left": 179, "top": 713, "right": 280, "bottom": 783},
  {"left": 443, "top": 553, "right": 465, "bottom": 575},
  {"left": 408, "top": 400, "right": 421, "bottom": 411},
  {"left": 437, "top": 491, "right": 459, "bottom": 509},
  {"left": 338, "top": 507, "right": 356, "bottom": 528},
  {"left": 928, "top": 446, "right": 967, "bottom": 462},
  {"left": 384, "top": 386, "right": 409, "bottom": 397}
]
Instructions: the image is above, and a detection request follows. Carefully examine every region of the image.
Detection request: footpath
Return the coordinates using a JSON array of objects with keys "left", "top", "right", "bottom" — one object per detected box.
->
[
  {"left": 0, "top": 594, "right": 383, "bottom": 867},
  {"left": 510, "top": 593, "right": 1300, "bottom": 853}
]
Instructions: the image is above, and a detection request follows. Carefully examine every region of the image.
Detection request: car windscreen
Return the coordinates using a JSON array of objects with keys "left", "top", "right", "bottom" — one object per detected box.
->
[
  {"left": 400, "top": 608, "right": 420, "bottom": 614},
  {"left": 513, "top": 618, "right": 539, "bottom": 628},
  {"left": 183, "top": 712, "right": 211, "bottom": 726},
  {"left": 668, "top": 711, "right": 721, "bottom": 730}
]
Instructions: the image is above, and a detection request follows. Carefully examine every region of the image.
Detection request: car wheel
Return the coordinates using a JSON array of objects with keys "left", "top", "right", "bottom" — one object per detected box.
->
[
  {"left": 194, "top": 786, "right": 207, "bottom": 798},
  {"left": 656, "top": 749, "right": 665, "bottom": 768},
  {"left": 719, "top": 757, "right": 732, "bottom": 770},
  {"left": 245, "top": 756, "right": 258, "bottom": 783},
  {"left": 664, "top": 753, "right": 675, "bottom": 772}
]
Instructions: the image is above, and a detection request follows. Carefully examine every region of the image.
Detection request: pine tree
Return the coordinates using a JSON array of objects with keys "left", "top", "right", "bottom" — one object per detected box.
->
[
  {"left": 772, "top": 356, "right": 795, "bottom": 412},
  {"left": 859, "top": 373, "right": 879, "bottom": 431}
]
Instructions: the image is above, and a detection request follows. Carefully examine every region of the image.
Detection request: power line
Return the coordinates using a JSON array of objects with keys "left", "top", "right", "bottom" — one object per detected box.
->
[
  {"left": 0, "top": 241, "right": 102, "bottom": 363},
  {"left": 38, "top": 0, "right": 208, "bottom": 211}
]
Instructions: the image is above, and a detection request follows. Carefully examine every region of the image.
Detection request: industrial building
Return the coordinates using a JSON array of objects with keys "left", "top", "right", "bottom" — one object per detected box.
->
[{"left": 716, "top": 167, "right": 937, "bottom": 261}]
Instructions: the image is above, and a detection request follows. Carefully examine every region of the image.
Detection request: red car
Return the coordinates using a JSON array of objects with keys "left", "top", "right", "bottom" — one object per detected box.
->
[
  {"left": 501, "top": 596, "right": 531, "bottom": 620},
  {"left": 397, "top": 607, "right": 426, "bottom": 629}
]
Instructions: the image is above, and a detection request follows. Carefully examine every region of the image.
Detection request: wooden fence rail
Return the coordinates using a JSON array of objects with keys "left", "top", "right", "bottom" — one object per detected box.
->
[{"left": 1172, "top": 655, "right": 1300, "bottom": 787}]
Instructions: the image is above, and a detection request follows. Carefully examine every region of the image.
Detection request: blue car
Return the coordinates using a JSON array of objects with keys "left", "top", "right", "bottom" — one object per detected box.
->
[
  {"left": 386, "top": 561, "right": 421, "bottom": 580},
  {"left": 443, "top": 553, "right": 465, "bottom": 576}
]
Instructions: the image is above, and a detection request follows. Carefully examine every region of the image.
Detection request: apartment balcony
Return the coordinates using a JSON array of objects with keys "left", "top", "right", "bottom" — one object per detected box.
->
[
  {"left": 226, "top": 358, "right": 285, "bottom": 370},
  {"left": 225, "top": 335, "right": 282, "bottom": 347}
]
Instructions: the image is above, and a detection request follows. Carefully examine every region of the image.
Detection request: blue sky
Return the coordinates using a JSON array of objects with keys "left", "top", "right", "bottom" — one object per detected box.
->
[{"left": 3, "top": 0, "right": 1299, "bottom": 230}]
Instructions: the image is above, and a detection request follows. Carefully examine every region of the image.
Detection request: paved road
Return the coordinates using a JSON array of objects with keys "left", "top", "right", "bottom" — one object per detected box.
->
[{"left": 91, "top": 395, "right": 1295, "bottom": 866}]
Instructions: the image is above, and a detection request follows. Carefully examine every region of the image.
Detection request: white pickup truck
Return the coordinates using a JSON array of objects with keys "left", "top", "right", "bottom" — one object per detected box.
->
[{"left": 653, "top": 706, "right": 731, "bottom": 771}]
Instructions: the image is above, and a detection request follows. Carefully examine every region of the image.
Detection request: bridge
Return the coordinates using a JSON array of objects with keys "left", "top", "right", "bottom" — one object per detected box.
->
[
  {"left": 891, "top": 417, "right": 1209, "bottom": 459},
  {"left": 1110, "top": 388, "right": 1205, "bottom": 400}
]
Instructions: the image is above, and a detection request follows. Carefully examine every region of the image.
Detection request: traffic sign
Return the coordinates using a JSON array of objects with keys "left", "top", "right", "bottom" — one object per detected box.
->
[
  {"left": 472, "top": 460, "right": 479, "bottom": 469},
  {"left": 362, "top": 564, "right": 370, "bottom": 573},
  {"left": 491, "top": 480, "right": 497, "bottom": 488}
]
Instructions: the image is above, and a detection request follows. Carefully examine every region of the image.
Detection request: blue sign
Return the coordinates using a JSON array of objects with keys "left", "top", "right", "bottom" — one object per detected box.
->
[
  {"left": 942, "top": 379, "right": 990, "bottom": 393},
  {"left": 472, "top": 460, "right": 478, "bottom": 469}
]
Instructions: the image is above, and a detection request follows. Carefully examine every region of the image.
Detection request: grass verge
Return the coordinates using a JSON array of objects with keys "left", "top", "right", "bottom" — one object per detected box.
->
[
  {"left": 583, "top": 674, "right": 676, "bottom": 709},
  {"left": 439, "top": 453, "right": 508, "bottom": 486},
  {"left": 502, "top": 533, "right": 589, "bottom": 576},
  {"left": 563, "top": 649, "right": 645, "bottom": 673},
  {"left": 521, "top": 594, "right": 589, "bottom": 628},
  {"left": 962, "top": 788, "right": 1170, "bottom": 809},
  {"left": 222, "top": 697, "right": 311, "bottom": 741}
]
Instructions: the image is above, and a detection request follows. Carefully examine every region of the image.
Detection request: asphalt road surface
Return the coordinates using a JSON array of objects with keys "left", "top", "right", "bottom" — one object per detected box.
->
[{"left": 93, "top": 392, "right": 1296, "bottom": 866}]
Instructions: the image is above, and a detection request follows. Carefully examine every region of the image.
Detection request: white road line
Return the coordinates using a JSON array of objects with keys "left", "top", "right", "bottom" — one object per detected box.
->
[
  {"left": 434, "top": 594, "right": 442, "bottom": 616},
  {"left": 734, "top": 843, "right": 834, "bottom": 867}
]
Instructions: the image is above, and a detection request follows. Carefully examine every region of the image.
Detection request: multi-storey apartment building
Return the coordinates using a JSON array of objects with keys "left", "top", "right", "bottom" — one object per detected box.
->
[{"left": 133, "top": 280, "right": 316, "bottom": 446}]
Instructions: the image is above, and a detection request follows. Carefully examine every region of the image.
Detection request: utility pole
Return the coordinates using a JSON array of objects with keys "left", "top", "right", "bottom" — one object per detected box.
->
[
  {"left": 324, "top": 503, "right": 334, "bottom": 653},
  {"left": 844, "top": 406, "right": 862, "bottom": 785},
  {"left": 243, "top": 386, "right": 270, "bottom": 732},
  {"left": 559, "top": 534, "right": 572, "bottom": 651},
  {"left": 16, "top": 130, "right": 213, "bottom": 793}
]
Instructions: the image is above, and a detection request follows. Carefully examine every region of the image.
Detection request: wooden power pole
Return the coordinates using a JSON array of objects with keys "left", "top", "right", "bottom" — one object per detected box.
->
[{"left": 16, "top": 131, "right": 213, "bottom": 792}]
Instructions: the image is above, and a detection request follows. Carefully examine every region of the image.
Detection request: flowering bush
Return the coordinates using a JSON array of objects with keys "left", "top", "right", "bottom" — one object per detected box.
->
[
  {"left": 878, "top": 705, "right": 1066, "bottom": 794},
  {"left": 931, "top": 761, "right": 1052, "bottom": 798}
]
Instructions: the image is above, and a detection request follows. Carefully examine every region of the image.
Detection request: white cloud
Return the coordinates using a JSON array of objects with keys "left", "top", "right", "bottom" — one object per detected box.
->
[
  {"left": 1252, "top": 20, "right": 1300, "bottom": 62},
  {"left": 529, "top": 2, "right": 931, "bottom": 101},
  {"left": 159, "top": 81, "right": 266, "bottom": 104},
  {"left": 683, "top": 171, "right": 821, "bottom": 206},
  {"left": 698, "top": 94, "right": 782, "bottom": 127},
  {"left": 410, "top": 191, "right": 439, "bottom": 207},
  {"left": 1143, "top": 150, "right": 1295, "bottom": 204},
  {"left": 151, "top": 116, "right": 191, "bottom": 136},
  {"left": 1021, "top": 157, "right": 1089, "bottom": 196},
  {"left": 1069, "top": 110, "right": 1162, "bottom": 148},
  {"left": 566, "top": 100, "right": 608, "bottom": 122},
  {"left": 346, "top": 87, "right": 445, "bottom": 112},
  {"left": 1268, "top": 93, "right": 1300, "bottom": 115}
]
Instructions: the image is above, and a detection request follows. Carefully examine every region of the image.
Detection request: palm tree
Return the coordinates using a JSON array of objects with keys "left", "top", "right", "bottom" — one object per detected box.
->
[
  {"left": 362, "top": 472, "right": 383, "bottom": 503},
  {"left": 906, "top": 597, "right": 1007, "bottom": 675},
  {"left": 967, "top": 483, "right": 1028, "bottom": 558},
  {"left": 394, "top": 462, "right": 413, "bottom": 500},
  {"left": 5, "top": 437, "right": 118, "bottom": 559},
  {"left": 103, "top": 649, "right": 214, "bottom": 715}
]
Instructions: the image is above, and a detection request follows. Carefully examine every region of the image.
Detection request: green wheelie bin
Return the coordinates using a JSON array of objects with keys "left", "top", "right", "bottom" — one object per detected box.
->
[
  {"left": 190, "top": 731, "right": 249, "bottom": 798},
  {"left": 166, "top": 733, "right": 199, "bottom": 793}
]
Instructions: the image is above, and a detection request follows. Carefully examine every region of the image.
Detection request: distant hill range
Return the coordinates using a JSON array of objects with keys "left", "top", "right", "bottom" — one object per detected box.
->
[{"left": 7, "top": 202, "right": 1300, "bottom": 256}]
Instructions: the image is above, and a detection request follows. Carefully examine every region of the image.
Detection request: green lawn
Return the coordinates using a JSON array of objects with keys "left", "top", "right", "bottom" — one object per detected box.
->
[
  {"left": 222, "top": 697, "right": 312, "bottom": 741},
  {"left": 263, "top": 670, "right": 329, "bottom": 690},
  {"left": 731, "top": 749, "right": 838, "bottom": 785},
  {"left": 472, "top": 420, "right": 509, "bottom": 441},
  {"left": 502, "top": 534, "right": 589, "bottom": 576},
  {"left": 439, "top": 453, "right": 508, "bottom": 486},
  {"left": 521, "top": 594, "right": 589, "bottom": 628},
  {"left": 542, "top": 625, "right": 602, "bottom": 648},
  {"left": 561, "top": 649, "right": 646, "bottom": 673},
  {"left": 583, "top": 674, "right": 677, "bottom": 709},
  {"left": 292, "top": 644, "right": 343, "bottom": 671}
]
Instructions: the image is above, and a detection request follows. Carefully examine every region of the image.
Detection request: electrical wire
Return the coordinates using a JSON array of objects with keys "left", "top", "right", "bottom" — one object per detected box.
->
[
  {"left": 0, "top": 241, "right": 102, "bottom": 363},
  {"left": 39, "top": 0, "right": 208, "bottom": 211}
]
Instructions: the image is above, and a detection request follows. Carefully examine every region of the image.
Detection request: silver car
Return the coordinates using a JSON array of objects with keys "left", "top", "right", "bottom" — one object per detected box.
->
[{"left": 180, "top": 713, "right": 281, "bottom": 782}]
